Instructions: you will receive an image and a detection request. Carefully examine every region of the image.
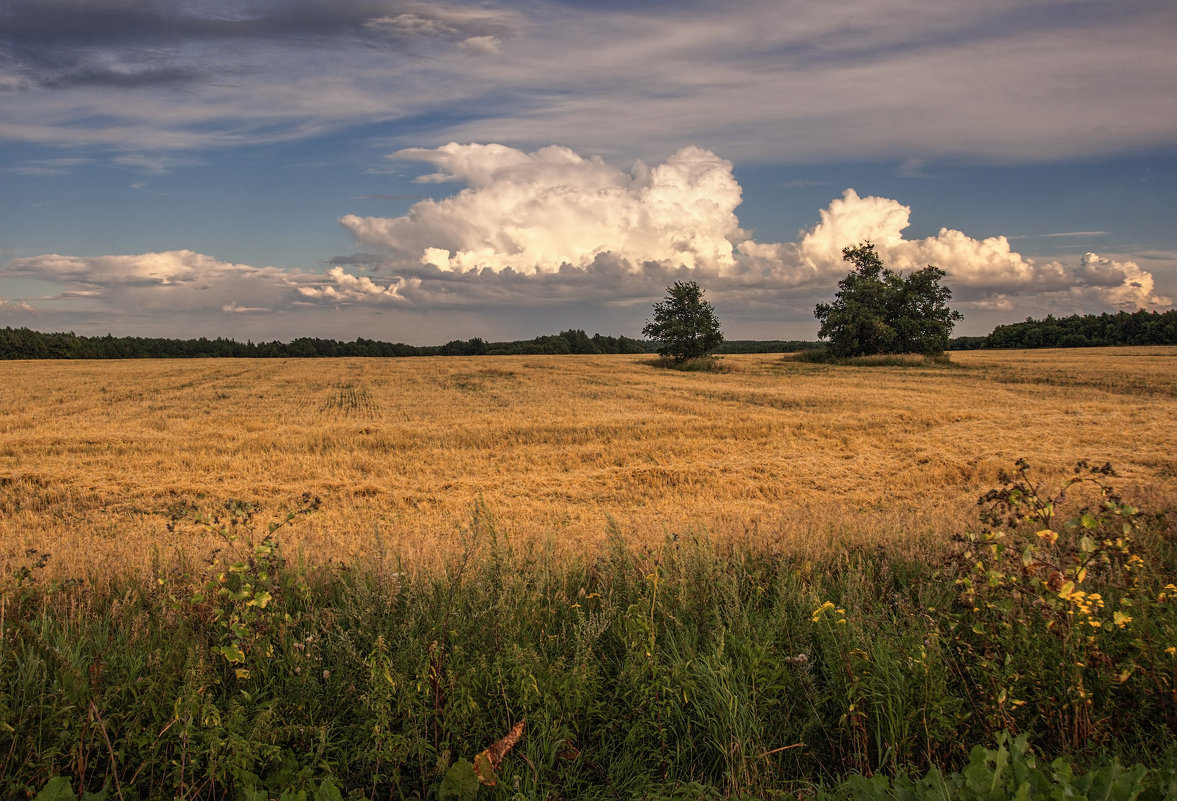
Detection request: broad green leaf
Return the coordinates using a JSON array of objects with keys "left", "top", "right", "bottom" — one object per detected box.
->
[
  {"left": 315, "top": 779, "right": 344, "bottom": 801},
  {"left": 34, "top": 777, "right": 77, "bottom": 801},
  {"left": 218, "top": 643, "right": 246, "bottom": 663},
  {"left": 440, "top": 759, "right": 480, "bottom": 801}
]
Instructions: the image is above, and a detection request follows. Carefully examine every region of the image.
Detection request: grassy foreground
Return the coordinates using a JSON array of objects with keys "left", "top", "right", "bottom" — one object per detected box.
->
[{"left": 3, "top": 464, "right": 1176, "bottom": 800}]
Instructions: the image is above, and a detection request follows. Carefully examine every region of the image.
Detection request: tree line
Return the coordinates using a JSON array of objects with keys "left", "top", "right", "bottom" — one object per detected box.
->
[
  {"left": 949, "top": 309, "right": 1177, "bottom": 350},
  {"left": 0, "top": 327, "right": 660, "bottom": 360},
  {"left": 4, "top": 290, "right": 1175, "bottom": 362},
  {"left": 0, "top": 322, "right": 834, "bottom": 360}
]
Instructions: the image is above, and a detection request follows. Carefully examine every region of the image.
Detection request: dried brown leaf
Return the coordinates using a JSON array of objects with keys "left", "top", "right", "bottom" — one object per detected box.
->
[{"left": 473, "top": 718, "right": 526, "bottom": 785}]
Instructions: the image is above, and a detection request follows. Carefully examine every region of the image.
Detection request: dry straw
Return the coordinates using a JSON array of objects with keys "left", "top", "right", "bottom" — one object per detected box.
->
[{"left": 2, "top": 347, "right": 1175, "bottom": 582}]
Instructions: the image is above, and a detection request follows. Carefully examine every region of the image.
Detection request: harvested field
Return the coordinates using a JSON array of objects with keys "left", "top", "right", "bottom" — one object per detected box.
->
[{"left": 2, "top": 347, "right": 1176, "bottom": 579}]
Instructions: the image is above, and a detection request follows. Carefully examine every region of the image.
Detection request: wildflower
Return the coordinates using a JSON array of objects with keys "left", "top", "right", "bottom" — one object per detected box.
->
[
  {"left": 811, "top": 601, "right": 836, "bottom": 622},
  {"left": 1113, "top": 611, "right": 1132, "bottom": 628}
]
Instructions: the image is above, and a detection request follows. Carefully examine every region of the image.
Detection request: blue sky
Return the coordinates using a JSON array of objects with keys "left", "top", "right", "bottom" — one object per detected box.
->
[{"left": 2, "top": 0, "right": 1175, "bottom": 343}]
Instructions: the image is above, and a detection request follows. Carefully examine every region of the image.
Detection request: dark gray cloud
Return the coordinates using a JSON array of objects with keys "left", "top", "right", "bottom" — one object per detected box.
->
[{"left": 1, "top": 0, "right": 519, "bottom": 90}]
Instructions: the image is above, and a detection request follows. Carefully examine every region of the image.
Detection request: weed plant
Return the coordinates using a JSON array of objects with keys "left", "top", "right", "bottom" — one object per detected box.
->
[{"left": 1, "top": 463, "right": 1175, "bottom": 799}]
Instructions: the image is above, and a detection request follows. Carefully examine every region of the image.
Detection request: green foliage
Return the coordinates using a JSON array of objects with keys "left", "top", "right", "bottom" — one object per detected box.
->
[
  {"left": 32, "top": 776, "right": 76, "bottom": 801},
  {"left": 190, "top": 494, "right": 320, "bottom": 682},
  {"left": 439, "top": 759, "right": 480, "bottom": 801},
  {"left": 643, "top": 281, "right": 725, "bottom": 363},
  {"left": 950, "top": 460, "right": 1175, "bottom": 756},
  {"left": 818, "top": 732, "right": 1168, "bottom": 800},
  {"left": 955, "top": 309, "right": 1177, "bottom": 350},
  {"left": 3, "top": 474, "right": 1174, "bottom": 799},
  {"left": 0, "top": 326, "right": 655, "bottom": 360},
  {"left": 815, "top": 243, "right": 962, "bottom": 357}
]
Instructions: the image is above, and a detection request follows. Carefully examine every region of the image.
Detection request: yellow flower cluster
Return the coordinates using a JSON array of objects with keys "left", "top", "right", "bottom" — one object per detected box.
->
[
  {"left": 812, "top": 601, "right": 847, "bottom": 625},
  {"left": 1058, "top": 583, "right": 1109, "bottom": 627}
]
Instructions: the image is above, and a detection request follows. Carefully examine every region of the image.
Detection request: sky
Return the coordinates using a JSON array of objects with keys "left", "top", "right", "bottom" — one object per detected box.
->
[{"left": 2, "top": 0, "right": 1176, "bottom": 344}]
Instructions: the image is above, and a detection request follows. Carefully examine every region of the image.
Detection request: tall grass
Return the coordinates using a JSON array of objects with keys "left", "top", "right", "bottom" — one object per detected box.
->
[{"left": 2, "top": 483, "right": 1174, "bottom": 799}]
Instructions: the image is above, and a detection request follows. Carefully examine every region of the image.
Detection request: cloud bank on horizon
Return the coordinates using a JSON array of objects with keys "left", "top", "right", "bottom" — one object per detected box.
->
[{"left": 6, "top": 143, "right": 1169, "bottom": 340}]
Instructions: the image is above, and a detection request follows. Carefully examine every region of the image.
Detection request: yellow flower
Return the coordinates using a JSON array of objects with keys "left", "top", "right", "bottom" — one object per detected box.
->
[
  {"left": 1113, "top": 611, "right": 1132, "bottom": 627},
  {"left": 811, "top": 601, "right": 836, "bottom": 622}
]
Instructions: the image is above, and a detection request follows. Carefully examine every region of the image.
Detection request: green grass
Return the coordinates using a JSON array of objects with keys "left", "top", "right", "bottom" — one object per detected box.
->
[{"left": 2, "top": 475, "right": 1176, "bottom": 800}]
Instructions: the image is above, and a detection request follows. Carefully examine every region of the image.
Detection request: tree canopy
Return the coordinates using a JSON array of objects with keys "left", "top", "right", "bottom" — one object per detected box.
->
[
  {"left": 814, "top": 243, "right": 962, "bottom": 357},
  {"left": 642, "top": 281, "right": 724, "bottom": 363}
]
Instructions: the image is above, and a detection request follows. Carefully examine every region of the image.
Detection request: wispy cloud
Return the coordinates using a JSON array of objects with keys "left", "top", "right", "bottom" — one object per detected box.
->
[
  {"left": 113, "top": 154, "right": 202, "bottom": 174},
  {"left": 3, "top": 157, "right": 91, "bottom": 176},
  {"left": 0, "top": 297, "right": 37, "bottom": 314},
  {"left": 2, "top": 0, "right": 1175, "bottom": 163}
]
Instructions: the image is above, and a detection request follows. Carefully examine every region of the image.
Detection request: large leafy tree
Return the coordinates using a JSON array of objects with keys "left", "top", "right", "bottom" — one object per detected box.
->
[
  {"left": 643, "top": 281, "right": 724, "bottom": 362},
  {"left": 815, "top": 243, "right": 963, "bottom": 357}
]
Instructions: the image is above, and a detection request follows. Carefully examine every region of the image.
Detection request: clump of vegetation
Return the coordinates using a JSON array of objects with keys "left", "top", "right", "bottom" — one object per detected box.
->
[
  {"left": 643, "top": 281, "right": 724, "bottom": 363},
  {"left": 649, "top": 354, "right": 730, "bottom": 372},
  {"left": 816, "top": 733, "right": 1177, "bottom": 800},
  {"left": 790, "top": 349, "right": 955, "bottom": 367},
  {"left": 2, "top": 460, "right": 1174, "bottom": 799},
  {"left": 815, "top": 242, "right": 962, "bottom": 357}
]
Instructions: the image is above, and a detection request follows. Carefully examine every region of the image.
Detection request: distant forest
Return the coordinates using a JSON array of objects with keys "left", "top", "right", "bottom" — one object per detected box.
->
[
  {"left": 948, "top": 309, "right": 1177, "bottom": 350},
  {"left": 0, "top": 325, "right": 819, "bottom": 360},
  {"left": 2, "top": 309, "right": 1175, "bottom": 359}
]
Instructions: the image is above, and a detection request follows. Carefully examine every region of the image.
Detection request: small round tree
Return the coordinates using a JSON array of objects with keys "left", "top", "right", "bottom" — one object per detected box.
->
[{"left": 643, "top": 281, "right": 724, "bottom": 363}]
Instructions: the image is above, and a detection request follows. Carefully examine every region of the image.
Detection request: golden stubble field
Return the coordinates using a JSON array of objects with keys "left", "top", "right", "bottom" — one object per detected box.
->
[{"left": 2, "top": 347, "right": 1176, "bottom": 580}]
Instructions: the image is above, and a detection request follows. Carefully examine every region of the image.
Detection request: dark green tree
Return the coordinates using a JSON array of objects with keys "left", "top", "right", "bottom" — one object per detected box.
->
[
  {"left": 814, "top": 243, "right": 962, "bottom": 357},
  {"left": 642, "top": 281, "right": 724, "bottom": 362}
]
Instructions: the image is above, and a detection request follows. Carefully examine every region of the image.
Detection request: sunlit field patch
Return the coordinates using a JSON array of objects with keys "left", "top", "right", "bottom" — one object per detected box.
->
[{"left": 2, "top": 347, "right": 1176, "bottom": 581}]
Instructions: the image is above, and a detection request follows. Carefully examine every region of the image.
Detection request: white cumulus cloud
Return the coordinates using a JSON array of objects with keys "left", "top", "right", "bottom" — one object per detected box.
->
[
  {"left": 340, "top": 144, "right": 1171, "bottom": 317},
  {"left": 791, "top": 188, "right": 1170, "bottom": 310},
  {"left": 297, "top": 266, "right": 420, "bottom": 303},
  {"left": 340, "top": 143, "right": 746, "bottom": 275}
]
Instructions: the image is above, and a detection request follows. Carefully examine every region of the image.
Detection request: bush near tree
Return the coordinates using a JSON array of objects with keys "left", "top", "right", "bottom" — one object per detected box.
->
[
  {"left": 642, "top": 281, "right": 724, "bottom": 363},
  {"left": 815, "top": 243, "right": 962, "bottom": 357}
]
